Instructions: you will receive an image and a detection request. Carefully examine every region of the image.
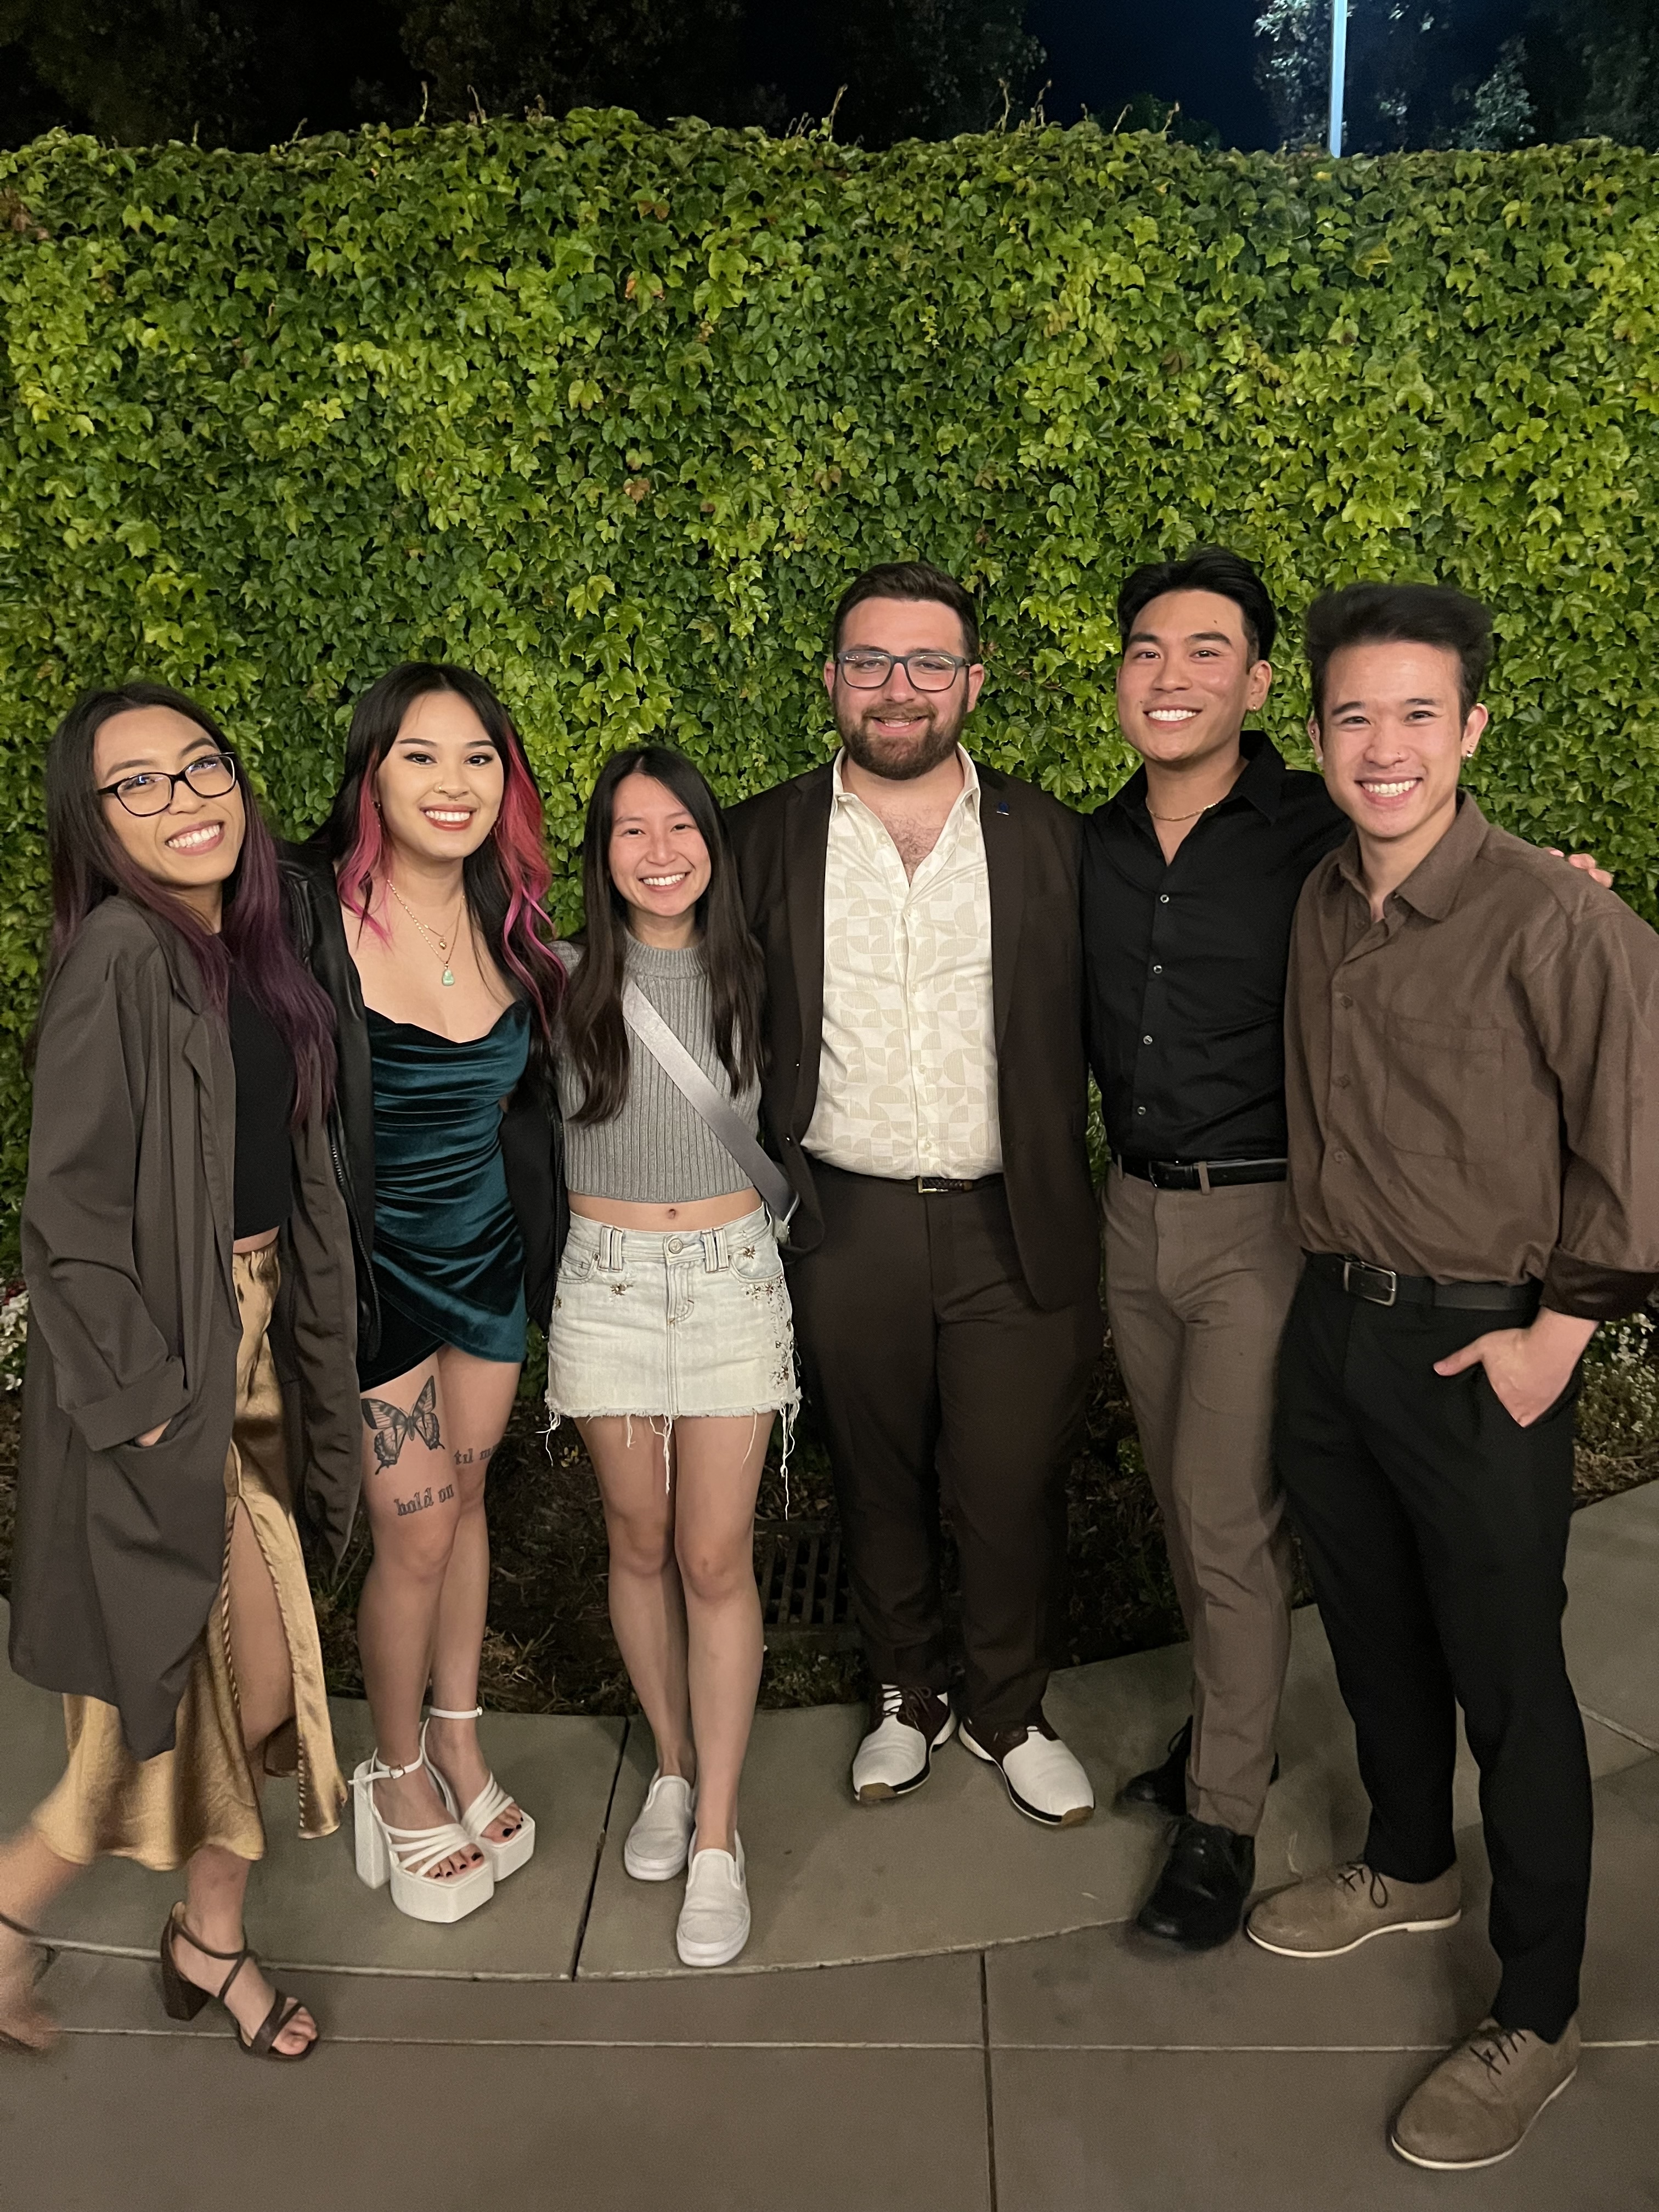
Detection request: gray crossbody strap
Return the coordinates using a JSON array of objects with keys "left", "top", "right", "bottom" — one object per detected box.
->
[{"left": 622, "top": 981, "right": 797, "bottom": 1226}]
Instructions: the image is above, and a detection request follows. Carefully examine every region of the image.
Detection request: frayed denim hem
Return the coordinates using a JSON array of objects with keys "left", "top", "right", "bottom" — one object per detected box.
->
[{"left": 544, "top": 1399, "right": 798, "bottom": 1504}]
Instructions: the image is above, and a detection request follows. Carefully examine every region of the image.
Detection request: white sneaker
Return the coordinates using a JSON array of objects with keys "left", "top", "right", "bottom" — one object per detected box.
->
[
  {"left": 961, "top": 1717, "right": 1095, "bottom": 1828},
  {"left": 851, "top": 1684, "right": 957, "bottom": 1803},
  {"left": 624, "top": 1771, "right": 696, "bottom": 1882},
  {"left": 676, "top": 1836, "right": 751, "bottom": 1967}
]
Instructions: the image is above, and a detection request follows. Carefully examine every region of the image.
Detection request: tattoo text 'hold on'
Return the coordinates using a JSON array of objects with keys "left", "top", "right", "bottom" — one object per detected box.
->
[{"left": 394, "top": 1481, "right": 457, "bottom": 1517}]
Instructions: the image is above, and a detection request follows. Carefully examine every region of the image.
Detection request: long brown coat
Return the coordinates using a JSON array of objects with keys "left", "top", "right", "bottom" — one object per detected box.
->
[{"left": 10, "top": 897, "right": 361, "bottom": 1760}]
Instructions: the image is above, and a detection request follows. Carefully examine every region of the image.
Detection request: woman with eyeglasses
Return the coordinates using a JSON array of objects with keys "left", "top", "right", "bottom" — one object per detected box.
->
[
  {"left": 0, "top": 684, "right": 359, "bottom": 2059},
  {"left": 284, "top": 665, "right": 565, "bottom": 1926}
]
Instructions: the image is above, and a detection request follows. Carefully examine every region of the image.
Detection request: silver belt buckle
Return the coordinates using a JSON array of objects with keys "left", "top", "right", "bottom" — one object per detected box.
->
[{"left": 1342, "top": 1256, "right": 1397, "bottom": 1307}]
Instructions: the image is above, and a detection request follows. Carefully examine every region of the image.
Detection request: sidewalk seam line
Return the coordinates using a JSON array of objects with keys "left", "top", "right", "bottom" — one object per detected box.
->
[
  {"left": 569, "top": 1714, "right": 629, "bottom": 1979},
  {"left": 983, "top": 2040, "right": 1659, "bottom": 2055},
  {"left": 1577, "top": 1700, "right": 1659, "bottom": 1754},
  {"left": 54, "top": 2028, "right": 985, "bottom": 2049},
  {"left": 980, "top": 1951, "right": 999, "bottom": 2212},
  {"left": 49, "top": 2026, "right": 1659, "bottom": 2053}
]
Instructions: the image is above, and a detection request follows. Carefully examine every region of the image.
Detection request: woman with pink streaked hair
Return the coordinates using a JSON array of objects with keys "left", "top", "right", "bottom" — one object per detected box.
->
[{"left": 284, "top": 663, "right": 566, "bottom": 1926}]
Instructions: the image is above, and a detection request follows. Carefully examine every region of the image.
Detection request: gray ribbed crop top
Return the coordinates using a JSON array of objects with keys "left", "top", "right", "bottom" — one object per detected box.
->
[{"left": 553, "top": 936, "right": 763, "bottom": 1204}]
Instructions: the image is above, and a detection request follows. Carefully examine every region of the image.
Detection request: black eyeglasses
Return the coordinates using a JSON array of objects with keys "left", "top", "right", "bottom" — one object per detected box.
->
[
  {"left": 97, "top": 751, "right": 239, "bottom": 819},
  {"left": 834, "top": 648, "right": 973, "bottom": 692}
]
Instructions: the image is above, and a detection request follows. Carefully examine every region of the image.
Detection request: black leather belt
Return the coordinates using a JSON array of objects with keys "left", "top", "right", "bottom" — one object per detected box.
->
[
  {"left": 1306, "top": 1251, "right": 1541, "bottom": 1314},
  {"left": 915, "top": 1174, "right": 1002, "bottom": 1194},
  {"left": 1118, "top": 1155, "right": 1288, "bottom": 1192}
]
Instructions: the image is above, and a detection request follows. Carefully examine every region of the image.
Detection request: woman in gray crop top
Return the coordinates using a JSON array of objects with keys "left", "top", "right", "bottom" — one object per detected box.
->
[{"left": 547, "top": 745, "right": 798, "bottom": 1970}]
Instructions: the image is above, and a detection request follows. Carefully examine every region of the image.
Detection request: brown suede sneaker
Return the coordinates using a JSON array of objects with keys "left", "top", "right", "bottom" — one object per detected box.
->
[
  {"left": 1245, "top": 1858, "right": 1461, "bottom": 1957},
  {"left": 1391, "top": 2016, "right": 1580, "bottom": 2169}
]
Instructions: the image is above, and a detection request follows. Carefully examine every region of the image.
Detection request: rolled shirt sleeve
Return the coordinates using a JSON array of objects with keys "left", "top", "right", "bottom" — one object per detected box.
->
[{"left": 1527, "top": 903, "right": 1659, "bottom": 1319}]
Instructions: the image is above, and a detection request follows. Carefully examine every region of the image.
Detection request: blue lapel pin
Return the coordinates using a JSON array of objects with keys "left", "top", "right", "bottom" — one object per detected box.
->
[{"left": 997, "top": 800, "right": 1010, "bottom": 816}]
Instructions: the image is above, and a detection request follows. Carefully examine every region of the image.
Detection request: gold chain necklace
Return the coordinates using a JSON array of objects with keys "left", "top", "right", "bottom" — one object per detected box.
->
[
  {"left": 388, "top": 879, "right": 465, "bottom": 987},
  {"left": 1147, "top": 801, "right": 1217, "bottom": 823}
]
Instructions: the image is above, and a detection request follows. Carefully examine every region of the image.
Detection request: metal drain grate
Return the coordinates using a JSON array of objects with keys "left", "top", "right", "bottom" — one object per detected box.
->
[{"left": 755, "top": 1520, "right": 855, "bottom": 1647}]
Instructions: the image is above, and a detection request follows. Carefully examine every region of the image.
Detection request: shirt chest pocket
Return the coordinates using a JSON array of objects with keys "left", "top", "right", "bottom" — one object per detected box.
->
[{"left": 1381, "top": 1014, "right": 1506, "bottom": 1163}]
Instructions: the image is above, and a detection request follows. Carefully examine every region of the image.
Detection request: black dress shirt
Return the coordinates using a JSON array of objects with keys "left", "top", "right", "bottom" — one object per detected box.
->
[{"left": 1082, "top": 732, "right": 1347, "bottom": 1162}]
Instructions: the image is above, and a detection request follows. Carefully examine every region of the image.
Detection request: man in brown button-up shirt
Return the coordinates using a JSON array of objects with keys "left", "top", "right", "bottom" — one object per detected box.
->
[
  {"left": 1283, "top": 760, "right": 1659, "bottom": 1316},
  {"left": 1245, "top": 582, "right": 1659, "bottom": 2173}
]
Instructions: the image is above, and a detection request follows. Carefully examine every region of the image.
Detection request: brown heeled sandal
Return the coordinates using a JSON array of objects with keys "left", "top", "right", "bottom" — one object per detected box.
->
[
  {"left": 159, "top": 1906, "right": 317, "bottom": 2062},
  {"left": 0, "top": 1908, "right": 57, "bottom": 2053}
]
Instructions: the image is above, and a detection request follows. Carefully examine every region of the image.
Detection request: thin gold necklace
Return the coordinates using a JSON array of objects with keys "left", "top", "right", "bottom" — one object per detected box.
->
[
  {"left": 388, "top": 879, "right": 465, "bottom": 987},
  {"left": 1147, "top": 800, "right": 1218, "bottom": 823}
]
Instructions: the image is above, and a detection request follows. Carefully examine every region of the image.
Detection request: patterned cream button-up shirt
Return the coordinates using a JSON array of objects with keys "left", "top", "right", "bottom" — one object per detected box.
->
[{"left": 804, "top": 747, "right": 1003, "bottom": 1180}]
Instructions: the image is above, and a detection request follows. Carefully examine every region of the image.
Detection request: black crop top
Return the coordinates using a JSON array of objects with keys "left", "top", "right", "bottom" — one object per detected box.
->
[{"left": 229, "top": 980, "right": 295, "bottom": 1239}]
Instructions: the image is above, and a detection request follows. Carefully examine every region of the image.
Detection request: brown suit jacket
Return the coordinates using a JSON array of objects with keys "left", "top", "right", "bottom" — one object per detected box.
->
[
  {"left": 725, "top": 760, "right": 1099, "bottom": 1313},
  {"left": 12, "top": 898, "right": 361, "bottom": 1759}
]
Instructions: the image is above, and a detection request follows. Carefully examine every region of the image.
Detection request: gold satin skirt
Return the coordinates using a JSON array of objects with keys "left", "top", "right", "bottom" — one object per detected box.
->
[{"left": 33, "top": 1246, "right": 346, "bottom": 1870}]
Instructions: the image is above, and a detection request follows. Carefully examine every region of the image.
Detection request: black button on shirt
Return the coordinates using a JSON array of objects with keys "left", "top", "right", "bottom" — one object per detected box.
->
[{"left": 1081, "top": 733, "right": 1348, "bottom": 1161}]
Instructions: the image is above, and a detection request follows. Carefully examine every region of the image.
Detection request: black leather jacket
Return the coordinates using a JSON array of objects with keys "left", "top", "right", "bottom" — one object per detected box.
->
[{"left": 278, "top": 842, "right": 567, "bottom": 1360}]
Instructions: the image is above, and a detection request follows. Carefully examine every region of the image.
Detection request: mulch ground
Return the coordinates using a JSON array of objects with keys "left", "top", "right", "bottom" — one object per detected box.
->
[{"left": 0, "top": 1326, "right": 1652, "bottom": 1718}]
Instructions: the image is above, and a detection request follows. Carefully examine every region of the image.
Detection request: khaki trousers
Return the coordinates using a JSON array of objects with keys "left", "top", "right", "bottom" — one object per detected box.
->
[{"left": 1103, "top": 1167, "right": 1302, "bottom": 1834}]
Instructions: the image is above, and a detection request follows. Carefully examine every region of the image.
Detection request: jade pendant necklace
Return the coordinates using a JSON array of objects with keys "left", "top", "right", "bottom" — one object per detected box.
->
[{"left": 388, "top": 879, "right": 464, "bottom": 986}]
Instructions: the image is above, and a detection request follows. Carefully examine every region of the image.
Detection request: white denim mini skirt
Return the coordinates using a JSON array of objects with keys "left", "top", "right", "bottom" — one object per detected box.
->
[{"left": 546, "top": 1205, "right": 799, "bottom": 1425}]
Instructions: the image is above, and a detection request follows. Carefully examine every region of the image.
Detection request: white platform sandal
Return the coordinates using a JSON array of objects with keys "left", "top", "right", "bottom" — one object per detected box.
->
[
  {"left": 423, "top": 1706, "right": 537, "bottom": 1882},
  {"left": 351, "top": 1748, "right": 496, "bottom": 1924}
]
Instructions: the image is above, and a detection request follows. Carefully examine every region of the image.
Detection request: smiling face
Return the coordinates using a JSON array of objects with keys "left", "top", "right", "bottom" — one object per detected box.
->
[
  {"left": 1311, "top": 639, "right": 1487, "bottom": 862},
  {"left": 824, "top": 595, "right": 985, "bottom": 783},
  {"left": 373, "top": 689, "right": 505, "bottom": 867},
  {"left": 93, "top": 704, "right": 246, "bottom": 923},
  {"left": 1116, "top": 588, "right": 1272, "bottom": 772},
  {"left": 607, "top": 771, "right": 713, "bottom": 940}
]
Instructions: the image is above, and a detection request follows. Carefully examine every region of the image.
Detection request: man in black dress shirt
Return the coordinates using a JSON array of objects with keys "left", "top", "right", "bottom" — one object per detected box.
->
[{"left": 1083, "top": 547, "right": 1346, "bottom": 1948}]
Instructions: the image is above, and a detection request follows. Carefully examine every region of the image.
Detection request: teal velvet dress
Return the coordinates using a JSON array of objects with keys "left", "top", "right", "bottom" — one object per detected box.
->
[{"left": 357, "top": 1001, "right": 531, "bottom": 1389}]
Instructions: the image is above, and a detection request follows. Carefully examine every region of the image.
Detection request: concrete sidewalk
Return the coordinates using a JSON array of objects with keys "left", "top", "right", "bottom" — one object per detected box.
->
[{"left": 2, "top": 1482, "right": 1655, "bottom": 2208}]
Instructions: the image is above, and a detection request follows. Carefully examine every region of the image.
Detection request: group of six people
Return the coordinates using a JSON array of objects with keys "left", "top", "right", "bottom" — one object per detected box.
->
[{"left": 0, "top": 545, "right": 1653, "bottom": 2175}]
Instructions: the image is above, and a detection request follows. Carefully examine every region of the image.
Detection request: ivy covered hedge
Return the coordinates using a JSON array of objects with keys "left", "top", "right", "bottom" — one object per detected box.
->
[{"left": 2, "top": 117, "right": 1658, "bottom": 1254}]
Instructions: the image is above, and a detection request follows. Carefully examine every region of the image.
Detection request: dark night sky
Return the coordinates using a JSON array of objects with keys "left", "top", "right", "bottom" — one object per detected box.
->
[
  {"left": 1032, "top": 0, "right": 1280, "bottom": 145},
  {"left": 1030, "top": 0, "right": 1533, "bottom": 150}
]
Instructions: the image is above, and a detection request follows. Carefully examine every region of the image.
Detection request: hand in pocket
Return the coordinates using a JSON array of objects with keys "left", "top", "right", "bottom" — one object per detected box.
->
[{"left": 1434, "top": 1310, "right": 1596, "bottom": 1427}]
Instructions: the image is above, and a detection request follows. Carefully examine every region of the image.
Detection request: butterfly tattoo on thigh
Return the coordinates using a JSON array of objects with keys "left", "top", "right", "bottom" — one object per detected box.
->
[{"left": 360, "top": 1376, "right": 442, "bottom": 1469}]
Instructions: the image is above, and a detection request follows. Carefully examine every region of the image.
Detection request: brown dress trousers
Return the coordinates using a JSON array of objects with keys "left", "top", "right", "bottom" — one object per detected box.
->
[
  {"left": 790, "top": 1163, "right": 1100, "bottom": 1733},
  {"left": 1103, "top": 1167, "right": 1302, "bottom": 1832}
]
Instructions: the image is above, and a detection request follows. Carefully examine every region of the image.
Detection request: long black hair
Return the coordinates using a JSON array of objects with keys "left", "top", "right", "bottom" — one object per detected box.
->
[
  {"left": 315, "top": 662, "right": 563, "bottom": 1042},
  {"left": 43, "top": 682, "right": 336, "bottom": 1120},
  {"left": 563, "top": 746, "right": 764, "bottom": 1127}
]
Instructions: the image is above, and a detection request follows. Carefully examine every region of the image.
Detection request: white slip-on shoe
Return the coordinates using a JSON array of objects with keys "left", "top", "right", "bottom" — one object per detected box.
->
[
  {"left": 351, "top": 1751, "right": 496, "bottom": 1923},
  {"left": 624, "top": 1771, "right": 697, "bottom": 1882},
  {"left": 422, "top": 1708, "right": 537, "bottom": 1882},
  {"left": 676, "top": 1836, "right": 751, "bottom": 1968},
  {"left": 851, "top": 1684, "right": 957, "bottom": 1803},
  {"left": 961, "top": 1716, "right": 1095, "bottom": 1828}
]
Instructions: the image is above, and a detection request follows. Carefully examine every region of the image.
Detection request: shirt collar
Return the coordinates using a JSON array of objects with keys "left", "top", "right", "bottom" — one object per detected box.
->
[
  {"left": 1112, "top": 729, "right": 1288, "bottom": 826},
  {"left": 831, "top": 746, "right": 980, "bottom": 811},
  {"left": 1331, "top": 791, "right": 1489, "bottom": 922}
]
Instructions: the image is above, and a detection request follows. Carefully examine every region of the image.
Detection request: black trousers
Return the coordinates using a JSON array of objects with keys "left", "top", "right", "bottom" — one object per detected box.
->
[
  {"left": 1274, "top": 1268, "right": 1590, "bottom": 2042},
  {"left": 787, "top": 1163, "right": 1101, "bottom": 1734}
]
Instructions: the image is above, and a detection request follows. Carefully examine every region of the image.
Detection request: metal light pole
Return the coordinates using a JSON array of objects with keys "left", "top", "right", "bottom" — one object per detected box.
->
[{"left": 1327, "top": 0, "right": 1348, "bottom": 156}]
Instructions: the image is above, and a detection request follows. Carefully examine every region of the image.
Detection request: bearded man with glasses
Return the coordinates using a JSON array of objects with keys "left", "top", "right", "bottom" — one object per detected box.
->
[{"left": 726, "top": 562, "right": 1101, "bottom": 1825}]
